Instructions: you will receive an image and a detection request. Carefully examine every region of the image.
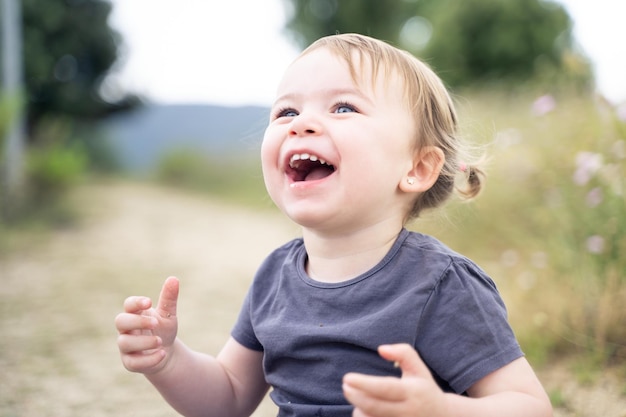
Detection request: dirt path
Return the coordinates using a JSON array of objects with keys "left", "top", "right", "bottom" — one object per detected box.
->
[
  {"left": 0, "top": 180, "right": 295, "bottom": 416},
  {"left": 0, "top": 180, "right": 624, "bottom": 416}
]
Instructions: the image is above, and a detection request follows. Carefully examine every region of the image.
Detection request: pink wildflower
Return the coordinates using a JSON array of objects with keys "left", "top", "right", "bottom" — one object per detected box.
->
[
  {"left": 573, "top": 152, "right": 603, "bottom": 186},
  {"left": 586, "top": 235, "right": 605, "bottom": 254},
  {"left": 585, "top": 187, "right": 603, "bottom": 207},
  {"left": 532, "top": 94, "right": 556, "bottom": 116}
]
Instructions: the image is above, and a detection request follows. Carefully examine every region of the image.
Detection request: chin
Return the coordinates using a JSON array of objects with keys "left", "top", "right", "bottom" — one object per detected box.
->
[{"left": 282, "top": 208, "right": 329, "bottom": 229}]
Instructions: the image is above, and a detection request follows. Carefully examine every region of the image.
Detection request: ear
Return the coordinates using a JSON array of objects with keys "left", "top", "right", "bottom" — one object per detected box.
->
[{"left": 399, "top": 146, "right": 445, "bottom": 193}]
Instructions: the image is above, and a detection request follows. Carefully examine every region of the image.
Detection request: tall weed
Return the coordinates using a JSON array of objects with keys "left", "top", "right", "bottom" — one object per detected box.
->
[
  {"left": 2, "top": 118, "right": 88, "bottom": 230},
  {"left": 416, "top": 91, "right": 626, "bottom": 365}
]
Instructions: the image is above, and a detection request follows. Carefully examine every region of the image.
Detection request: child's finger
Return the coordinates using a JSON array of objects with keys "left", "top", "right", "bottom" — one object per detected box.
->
[
  {"left": 121, "top": 349, "right": 166, "bottom": 372},
  {"left": 343, "top": 373, "right": 405, "bottom": 401},
  {"left": 115, "top": 312, "right": 158, "bottom": 334},
  {"left": 122, "top": 295, "right": 152, "bottom": 314},
  {"left": 156, "top": 276, "right": 179, "bottom": 320},
  {"left": 117, "top": 333, "right": 162, "bottom": 354},
  {"left": 377, "top": 343, "right": 432, "bottom": 379}
]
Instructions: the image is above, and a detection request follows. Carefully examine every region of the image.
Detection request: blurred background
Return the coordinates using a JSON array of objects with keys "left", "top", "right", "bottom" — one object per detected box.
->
[{"left": 1, "top": 0, "right": 625, "bottom": 416}]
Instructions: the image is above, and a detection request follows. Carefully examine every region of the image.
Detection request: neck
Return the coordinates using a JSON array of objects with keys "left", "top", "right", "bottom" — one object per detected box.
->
[{"left": 302, "top": 221, "right": 404, "bottom": 283}]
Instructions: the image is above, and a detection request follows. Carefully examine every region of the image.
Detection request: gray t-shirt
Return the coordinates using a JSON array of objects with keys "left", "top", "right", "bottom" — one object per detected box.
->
[{"left": 232, "top": 228, "right": 523, "bottom": 417}]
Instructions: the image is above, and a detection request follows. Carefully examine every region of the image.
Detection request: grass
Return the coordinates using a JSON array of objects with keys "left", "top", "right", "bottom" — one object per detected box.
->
[
  {"left": 548, "top": 388, "right": 567, "bottom": 409},
  {"left": 419, "top": 89, "right": 626, "bottom": 366}
]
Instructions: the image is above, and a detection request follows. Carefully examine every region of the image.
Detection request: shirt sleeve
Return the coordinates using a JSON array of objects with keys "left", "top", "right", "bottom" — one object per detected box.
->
[
  {"left": 416, "top": 259, "right": 523, "bottom": 394},
  {"left": 231, "top": 288, "right": 264, "bottom": 352}
]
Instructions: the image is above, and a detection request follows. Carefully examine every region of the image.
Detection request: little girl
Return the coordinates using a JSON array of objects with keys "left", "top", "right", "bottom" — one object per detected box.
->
[{"left": 115, "top": 33, "right": 552, "bottom": 417}]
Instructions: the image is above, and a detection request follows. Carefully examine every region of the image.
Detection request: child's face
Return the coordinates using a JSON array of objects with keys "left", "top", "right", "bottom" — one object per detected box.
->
[{"left": 261, "top": 48, "right": 418, "bottom": 233}]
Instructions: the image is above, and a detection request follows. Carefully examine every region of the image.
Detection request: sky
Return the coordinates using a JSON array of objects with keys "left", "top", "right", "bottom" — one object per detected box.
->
[{"left": 106, "top": 0, "right": 626, "bottom": 107}]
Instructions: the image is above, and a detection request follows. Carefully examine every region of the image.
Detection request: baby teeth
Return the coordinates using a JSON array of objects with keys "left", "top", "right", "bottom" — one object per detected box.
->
[{"left": 289, "top": 153, "right": 328, "bottom": 167}]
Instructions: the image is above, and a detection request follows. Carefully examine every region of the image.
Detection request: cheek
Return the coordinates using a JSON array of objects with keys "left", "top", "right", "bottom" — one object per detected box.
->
[
  {"left": 260, "top": 129, "right": 283, "bottom": 191},
  {"left": 260, "top": 127, "right": 279, "bottom": 168}
]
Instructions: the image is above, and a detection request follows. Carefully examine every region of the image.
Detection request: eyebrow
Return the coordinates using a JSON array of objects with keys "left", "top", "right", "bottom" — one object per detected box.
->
[{"left": 273, "top": 87, "right": 374, "bottom": 107}]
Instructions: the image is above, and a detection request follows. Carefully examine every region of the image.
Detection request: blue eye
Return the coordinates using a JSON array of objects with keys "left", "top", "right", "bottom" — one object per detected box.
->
[
  {"left": 335, "top": 102, "right": 357, "bottom": 114},
  {"left": 275, "top": 107, "right": 298, "bottom": 118}
]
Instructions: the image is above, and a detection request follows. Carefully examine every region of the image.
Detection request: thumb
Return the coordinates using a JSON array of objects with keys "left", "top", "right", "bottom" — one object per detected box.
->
[
  {"left": 378, "top": 343, "right": 432, "bottom": 379},
  {"left": 156, "top": 276, "right": 179, "bottom": 320}
]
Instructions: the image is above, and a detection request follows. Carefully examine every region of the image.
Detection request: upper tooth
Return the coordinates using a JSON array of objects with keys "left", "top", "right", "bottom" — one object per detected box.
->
[{"left": 290, "top": 153, "right": 327, "bottom": 167}]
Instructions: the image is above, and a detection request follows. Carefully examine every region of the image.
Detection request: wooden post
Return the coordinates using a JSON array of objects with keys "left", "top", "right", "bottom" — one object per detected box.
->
[{"left": 1, "top": 0, "right": 25, "bottom": 220}]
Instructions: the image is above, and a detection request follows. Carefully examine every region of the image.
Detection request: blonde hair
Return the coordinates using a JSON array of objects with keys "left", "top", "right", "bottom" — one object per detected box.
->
[{"left": 300, "top": 33, "right": 484, "bottom": 220}]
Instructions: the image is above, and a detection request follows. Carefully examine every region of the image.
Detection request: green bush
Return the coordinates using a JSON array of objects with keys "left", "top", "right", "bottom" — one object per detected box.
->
[
  {"left": 0, "top": 93, "right": 23, "bottom": 224},
  {"left": 1, "top": 116, "right": 90, "bottom": 229},
  {"left": 0, "top": 94, "right": 16, "bottom": 146},
  {"left": 26, "top": 142, "right": 87, "bottom": 203}
]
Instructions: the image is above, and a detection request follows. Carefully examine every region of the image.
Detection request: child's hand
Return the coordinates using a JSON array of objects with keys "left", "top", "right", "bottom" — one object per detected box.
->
[
  {"left": 115, "top": 276, "right": 180, "bottom": 375},
  {"left": 343, "top": 344, "right": 447, "bottom": 417}
]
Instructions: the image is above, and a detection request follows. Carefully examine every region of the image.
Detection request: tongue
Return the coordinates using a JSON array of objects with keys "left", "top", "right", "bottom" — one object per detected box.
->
[{"left": 305, "top": 166, "right": 334, "bottom": 181}]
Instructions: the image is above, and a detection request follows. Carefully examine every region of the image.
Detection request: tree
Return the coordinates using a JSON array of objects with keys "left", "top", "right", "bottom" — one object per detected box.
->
[
  {"left": 282, "top": 0, "right": 592, "bottom": 89},
  {"left": 21, "top": 0, "right": 138, "bottom": 134},
  {"left": 419, "top": 0, "right": 578, "bottom": 86},
  {"left": 1, "top": 0, "right": 138, "bottom": 223},
  {"left": 283, "top": 0, "right": 419, "bottom": 49}
]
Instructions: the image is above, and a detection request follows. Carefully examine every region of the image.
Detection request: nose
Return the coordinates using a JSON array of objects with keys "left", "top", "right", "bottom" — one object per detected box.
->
[{"left": 289, "top": 111, "right": 322, "bottom": 137}]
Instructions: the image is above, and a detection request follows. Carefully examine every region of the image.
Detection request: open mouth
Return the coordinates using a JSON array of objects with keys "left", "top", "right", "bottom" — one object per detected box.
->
[{"left": 288, "top": 153, "right": 336, "bottom": 182}]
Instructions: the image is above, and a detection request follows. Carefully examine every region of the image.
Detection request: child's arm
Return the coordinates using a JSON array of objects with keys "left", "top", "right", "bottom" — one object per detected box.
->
[
  {"left": 146, "top": 337, "right": 268, "bottom": 417},
  {"left": 342, "top": 343, "right": 552, "bottom": 417},
  {"left": 115, "top": 277, "right": 268, "bottom": 417}
]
